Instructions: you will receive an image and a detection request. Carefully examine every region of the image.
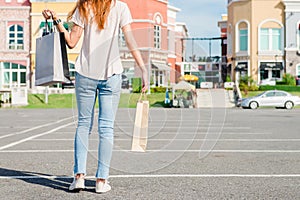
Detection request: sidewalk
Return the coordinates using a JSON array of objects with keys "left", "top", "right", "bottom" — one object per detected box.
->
[{"left": 196, "top": 88, "right": 235, "bottom": 108}]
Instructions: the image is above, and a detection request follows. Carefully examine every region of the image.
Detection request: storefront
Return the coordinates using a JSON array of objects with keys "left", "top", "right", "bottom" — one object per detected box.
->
[
  {"left": 259, "top": 62, "right": 283, "bottom": 81},
  {"left": 234, "top": 62, "right": 248, "bottom": 81}
]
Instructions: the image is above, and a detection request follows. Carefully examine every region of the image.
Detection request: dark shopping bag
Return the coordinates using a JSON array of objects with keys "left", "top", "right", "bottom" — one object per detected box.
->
[
  {"left": 131, "top": 93, "right": 149, "bottom": 152},
  {"left": 35, "top": 20, "right": 70, "bottom": 86}
]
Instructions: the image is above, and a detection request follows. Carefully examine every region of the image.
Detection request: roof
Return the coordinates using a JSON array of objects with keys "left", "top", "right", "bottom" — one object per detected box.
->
[{"left": 172, "top": 81, "right": 195, "bottom": 91}]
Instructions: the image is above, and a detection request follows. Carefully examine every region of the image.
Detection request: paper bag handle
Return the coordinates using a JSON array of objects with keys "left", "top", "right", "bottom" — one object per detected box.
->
[{"left": 42, "top": 19, "right": 53, "bottom": 36}]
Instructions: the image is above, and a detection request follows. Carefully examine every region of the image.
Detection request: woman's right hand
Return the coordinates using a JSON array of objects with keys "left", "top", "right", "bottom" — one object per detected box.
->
[{"left": 42, "top": 9, "right": 53, "bottom": 20}]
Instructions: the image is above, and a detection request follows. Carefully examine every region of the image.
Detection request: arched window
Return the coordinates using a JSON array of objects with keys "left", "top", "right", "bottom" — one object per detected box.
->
[
  {"left": 238, "top": 22, "right": 248, "bottom": 51},
  {"left": 8, "top": 24, "right": 24, "bottom": 50},
  {"left": 259, "top": 20, "right": 283, "bottom": 52},
  {"left": 235, "top": 21, "right": 249, "bottom": 53},
  {"left": 154, "top": 14, "right": 162, "bottom": 49}
]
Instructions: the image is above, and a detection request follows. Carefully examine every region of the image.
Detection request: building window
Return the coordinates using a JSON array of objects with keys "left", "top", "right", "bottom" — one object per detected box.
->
[
  {"left": 298, "top": 24, "right": 300, "bottom": 52},
  {"left": 154, "top": 25, "right": 161, "bottom": 49},
  {"left": 118, "top": 29, "right": 126, "bottom": 47},
  {"left": 239, "top": 29, "right": 248, "bottom": 51},
  {"left": 296, "top": 64, "right": 300, "bottom": 78},
  {"left": 8, "top": 25, "right": 24, "bottom": 50},
  {"left": 68, "top": 63, "right": 76, "bottom": 79},
  {"left": 260, "top": 28, "right": 282, "bottom": 51},
  {"left": 1, "top": 62, "right": 26, "bottom": 88}
]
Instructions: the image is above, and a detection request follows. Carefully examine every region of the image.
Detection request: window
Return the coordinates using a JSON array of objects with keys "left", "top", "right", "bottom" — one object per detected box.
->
[
  {"left": 8, "top": 25, "right": 24, "bottom": 50},
  {"left": 275, "top": 92, "right": 287, "bottom": 97},
  {"left": 154, "top": 25, "right": 161, "bottom": 49},
  {"left": 265, "top": 92, "right": 275, "bottom": 97},
  {"left": 68, "top": 63, "right": 76, "bottom": 78},
  {"left": 1, "top": 62, "right": 27, "bottom": 88},
  {"left": 118, "top": 29, "right": 126, "bottom": 47},
  {"left": 260, "top": 28, "right": 282, "bottom": 51},
  {"left": 297, "top": 65, "right": 300, "bottom": 78},
  {"left": 239, "top": 29, "right": 248, "bottom": 51}
]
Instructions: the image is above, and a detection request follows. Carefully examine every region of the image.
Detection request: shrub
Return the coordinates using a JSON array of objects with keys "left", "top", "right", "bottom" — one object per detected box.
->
[
  {"left": 226, "top": 75, "right": 232, "bottom": 82},
  {"left": 150, "top": 86, "right": 168, "bottom": 93},
  {"left": 259, "top": 85, "right": 300, "bottom": 92},
  {"left": 132, "top": 77, "right": 142, "bottom": 93},
  {"left": 239, "top": 76, "right": 259, "bottom": 92},
  {"left": 282, "top": 73, "right": 296, "bottom": 86}
]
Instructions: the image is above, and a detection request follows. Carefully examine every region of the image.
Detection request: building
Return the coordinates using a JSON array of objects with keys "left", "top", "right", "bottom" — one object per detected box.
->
[
  {"left": 174, "top": 22, "right": 188, "bottom": 82},
  {"left": 0, "top": 0, "right": 31, "bottom": 89},
  {"left": 120, "top": 0, "right": 187, "bottom": 89},
  {"left": 283, "top": 0, "right": 300, "bottom": 80},
  {"left": 227, "top": 0, "right": 285, "bottom": 84},
  {"left": 218, "top": 14, "right": 228, "bottom": 82}
]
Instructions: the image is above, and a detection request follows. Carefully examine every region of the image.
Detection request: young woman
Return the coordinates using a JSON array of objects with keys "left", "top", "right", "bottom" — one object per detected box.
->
[{"left": 42, "top": 0, "right": 148, "bottom": 193}]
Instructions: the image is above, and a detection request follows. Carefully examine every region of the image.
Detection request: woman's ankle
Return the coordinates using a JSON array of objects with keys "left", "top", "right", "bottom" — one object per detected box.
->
[
  {"left": 75, "top": 174, "right": 84, "bottom": 179},
  {"left": 96, "top": 178, "right": 106, "bottom": 183}
]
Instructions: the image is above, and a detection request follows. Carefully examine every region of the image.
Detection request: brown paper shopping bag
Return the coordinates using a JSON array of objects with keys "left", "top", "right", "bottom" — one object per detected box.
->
[{"left": 131, "top": 93, "right": 149, "bottom": 152}]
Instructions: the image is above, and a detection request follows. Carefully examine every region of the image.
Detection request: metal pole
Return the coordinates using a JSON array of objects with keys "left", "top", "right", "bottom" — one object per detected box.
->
[{"left": 45, "top": 86, "right": 48, "bottom": 104}]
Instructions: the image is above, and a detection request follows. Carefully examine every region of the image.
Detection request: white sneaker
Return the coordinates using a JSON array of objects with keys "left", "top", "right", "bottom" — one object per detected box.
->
[
  {"left": 69, "top": 177, "right": 85, "bottom": 191},
  {"left": 95, "top": 181, "right": 111, "bottom": 193}
]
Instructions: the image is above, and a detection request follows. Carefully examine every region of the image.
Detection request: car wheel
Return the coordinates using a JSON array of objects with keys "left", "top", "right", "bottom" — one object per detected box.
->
[
  {"left": 285, "top": 101, "right": 294, "bottom": 110},
  {"left": 249, "top": 101, "right": 258, "bottom": 109}
]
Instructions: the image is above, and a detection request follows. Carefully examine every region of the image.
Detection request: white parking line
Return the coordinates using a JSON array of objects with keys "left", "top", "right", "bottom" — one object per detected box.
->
[
  {"left": 51, "top": 132, "right": 272, "bottom": 135},
  {"left": 0, "top": 122, "right": 75, "bottom": 151},
  {"left": 31, "top": 138, "right": 300, "bottom": 142},
  {"left": 1, "top": 174, "right": 300, "bottom": 180},
  {"left": 1, "top": 149, "right": 300, "bottom": 153},
  {"left": 0, "top": 116, "right": 75, "bottom": 140}
]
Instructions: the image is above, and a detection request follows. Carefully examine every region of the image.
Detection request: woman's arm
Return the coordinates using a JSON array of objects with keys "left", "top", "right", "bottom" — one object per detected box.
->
[
  {"left": 42, "top": 9, "right": 83, "bottom": 49},
  {"left": 122, "top": 24, "right": 148, "bottom": 92}
]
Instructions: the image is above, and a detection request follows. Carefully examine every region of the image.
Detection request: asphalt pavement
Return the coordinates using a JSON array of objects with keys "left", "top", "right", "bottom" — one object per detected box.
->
[{"left": 0, "top": 107, "right": 300, "bottom": 200}]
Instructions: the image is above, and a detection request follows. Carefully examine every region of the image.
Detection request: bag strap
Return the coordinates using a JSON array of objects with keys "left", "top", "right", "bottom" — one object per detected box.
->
[{"left": 42, "top": 19, "right": 53, "bottom": 36}]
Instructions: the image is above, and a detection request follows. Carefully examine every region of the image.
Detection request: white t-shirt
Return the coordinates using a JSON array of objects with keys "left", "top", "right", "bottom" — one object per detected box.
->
[{"left": 71, "top": 0, "right": 132, "bottom": 80}]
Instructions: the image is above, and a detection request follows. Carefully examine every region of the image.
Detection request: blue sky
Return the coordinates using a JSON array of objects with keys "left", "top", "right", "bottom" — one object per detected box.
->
[{"left": 168, "top": 0, "right": 227, "bottom": 57}]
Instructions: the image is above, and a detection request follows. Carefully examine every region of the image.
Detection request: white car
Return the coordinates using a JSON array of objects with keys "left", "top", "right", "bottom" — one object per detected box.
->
[{"left": 240, "top": 90, "right": 300, "bottom": 109}]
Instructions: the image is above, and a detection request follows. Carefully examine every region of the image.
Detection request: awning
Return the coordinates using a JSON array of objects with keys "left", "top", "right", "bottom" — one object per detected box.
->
[
  {"left": 260, "top": 62, "right": 283, "bottom": 70},
  {"left": 179, "top": 74, "right": 199, "bottom": 82},
  {"left": 152, "top": 62, "right": 171, "bottom": 71},
  {"left": 234, "top": 62, "right": 248, "bottom": 71},
  {"left": 172, "top": 81, "right": 195, "bottom": 91}
]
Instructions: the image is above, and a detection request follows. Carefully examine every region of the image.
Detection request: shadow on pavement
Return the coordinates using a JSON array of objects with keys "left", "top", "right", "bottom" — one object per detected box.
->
[{"left": 0, "top": 168, "right": 95, "bottom": 193}]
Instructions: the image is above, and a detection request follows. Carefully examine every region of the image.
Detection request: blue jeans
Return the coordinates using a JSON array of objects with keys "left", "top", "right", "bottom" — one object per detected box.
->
[{"left": 73, "top": 72, "right": 121, "bottom": 179}]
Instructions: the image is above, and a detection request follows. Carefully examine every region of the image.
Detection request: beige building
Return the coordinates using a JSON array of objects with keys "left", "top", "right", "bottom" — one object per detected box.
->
[{"left": 227, "top": 0, "right": 285, "bottom": 84}]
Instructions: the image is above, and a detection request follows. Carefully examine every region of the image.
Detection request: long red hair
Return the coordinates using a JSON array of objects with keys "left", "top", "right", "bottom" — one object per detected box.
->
[{"left": 67, "top": 0, "right": 113, "bottom": 30}]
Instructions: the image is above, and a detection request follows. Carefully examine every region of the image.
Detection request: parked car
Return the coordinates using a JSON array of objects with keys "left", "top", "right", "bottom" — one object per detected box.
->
[
  {"left": 121, "top": 74, "right": 129, "bottom": 89},
  {"left": 240, "top": 90, "right": 300, "bottom": 109}
]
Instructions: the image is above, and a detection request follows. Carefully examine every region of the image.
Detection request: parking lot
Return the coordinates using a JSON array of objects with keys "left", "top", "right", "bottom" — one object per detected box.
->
[{"left": 0, "top": 107, "right": 300, "bottom": 199}]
